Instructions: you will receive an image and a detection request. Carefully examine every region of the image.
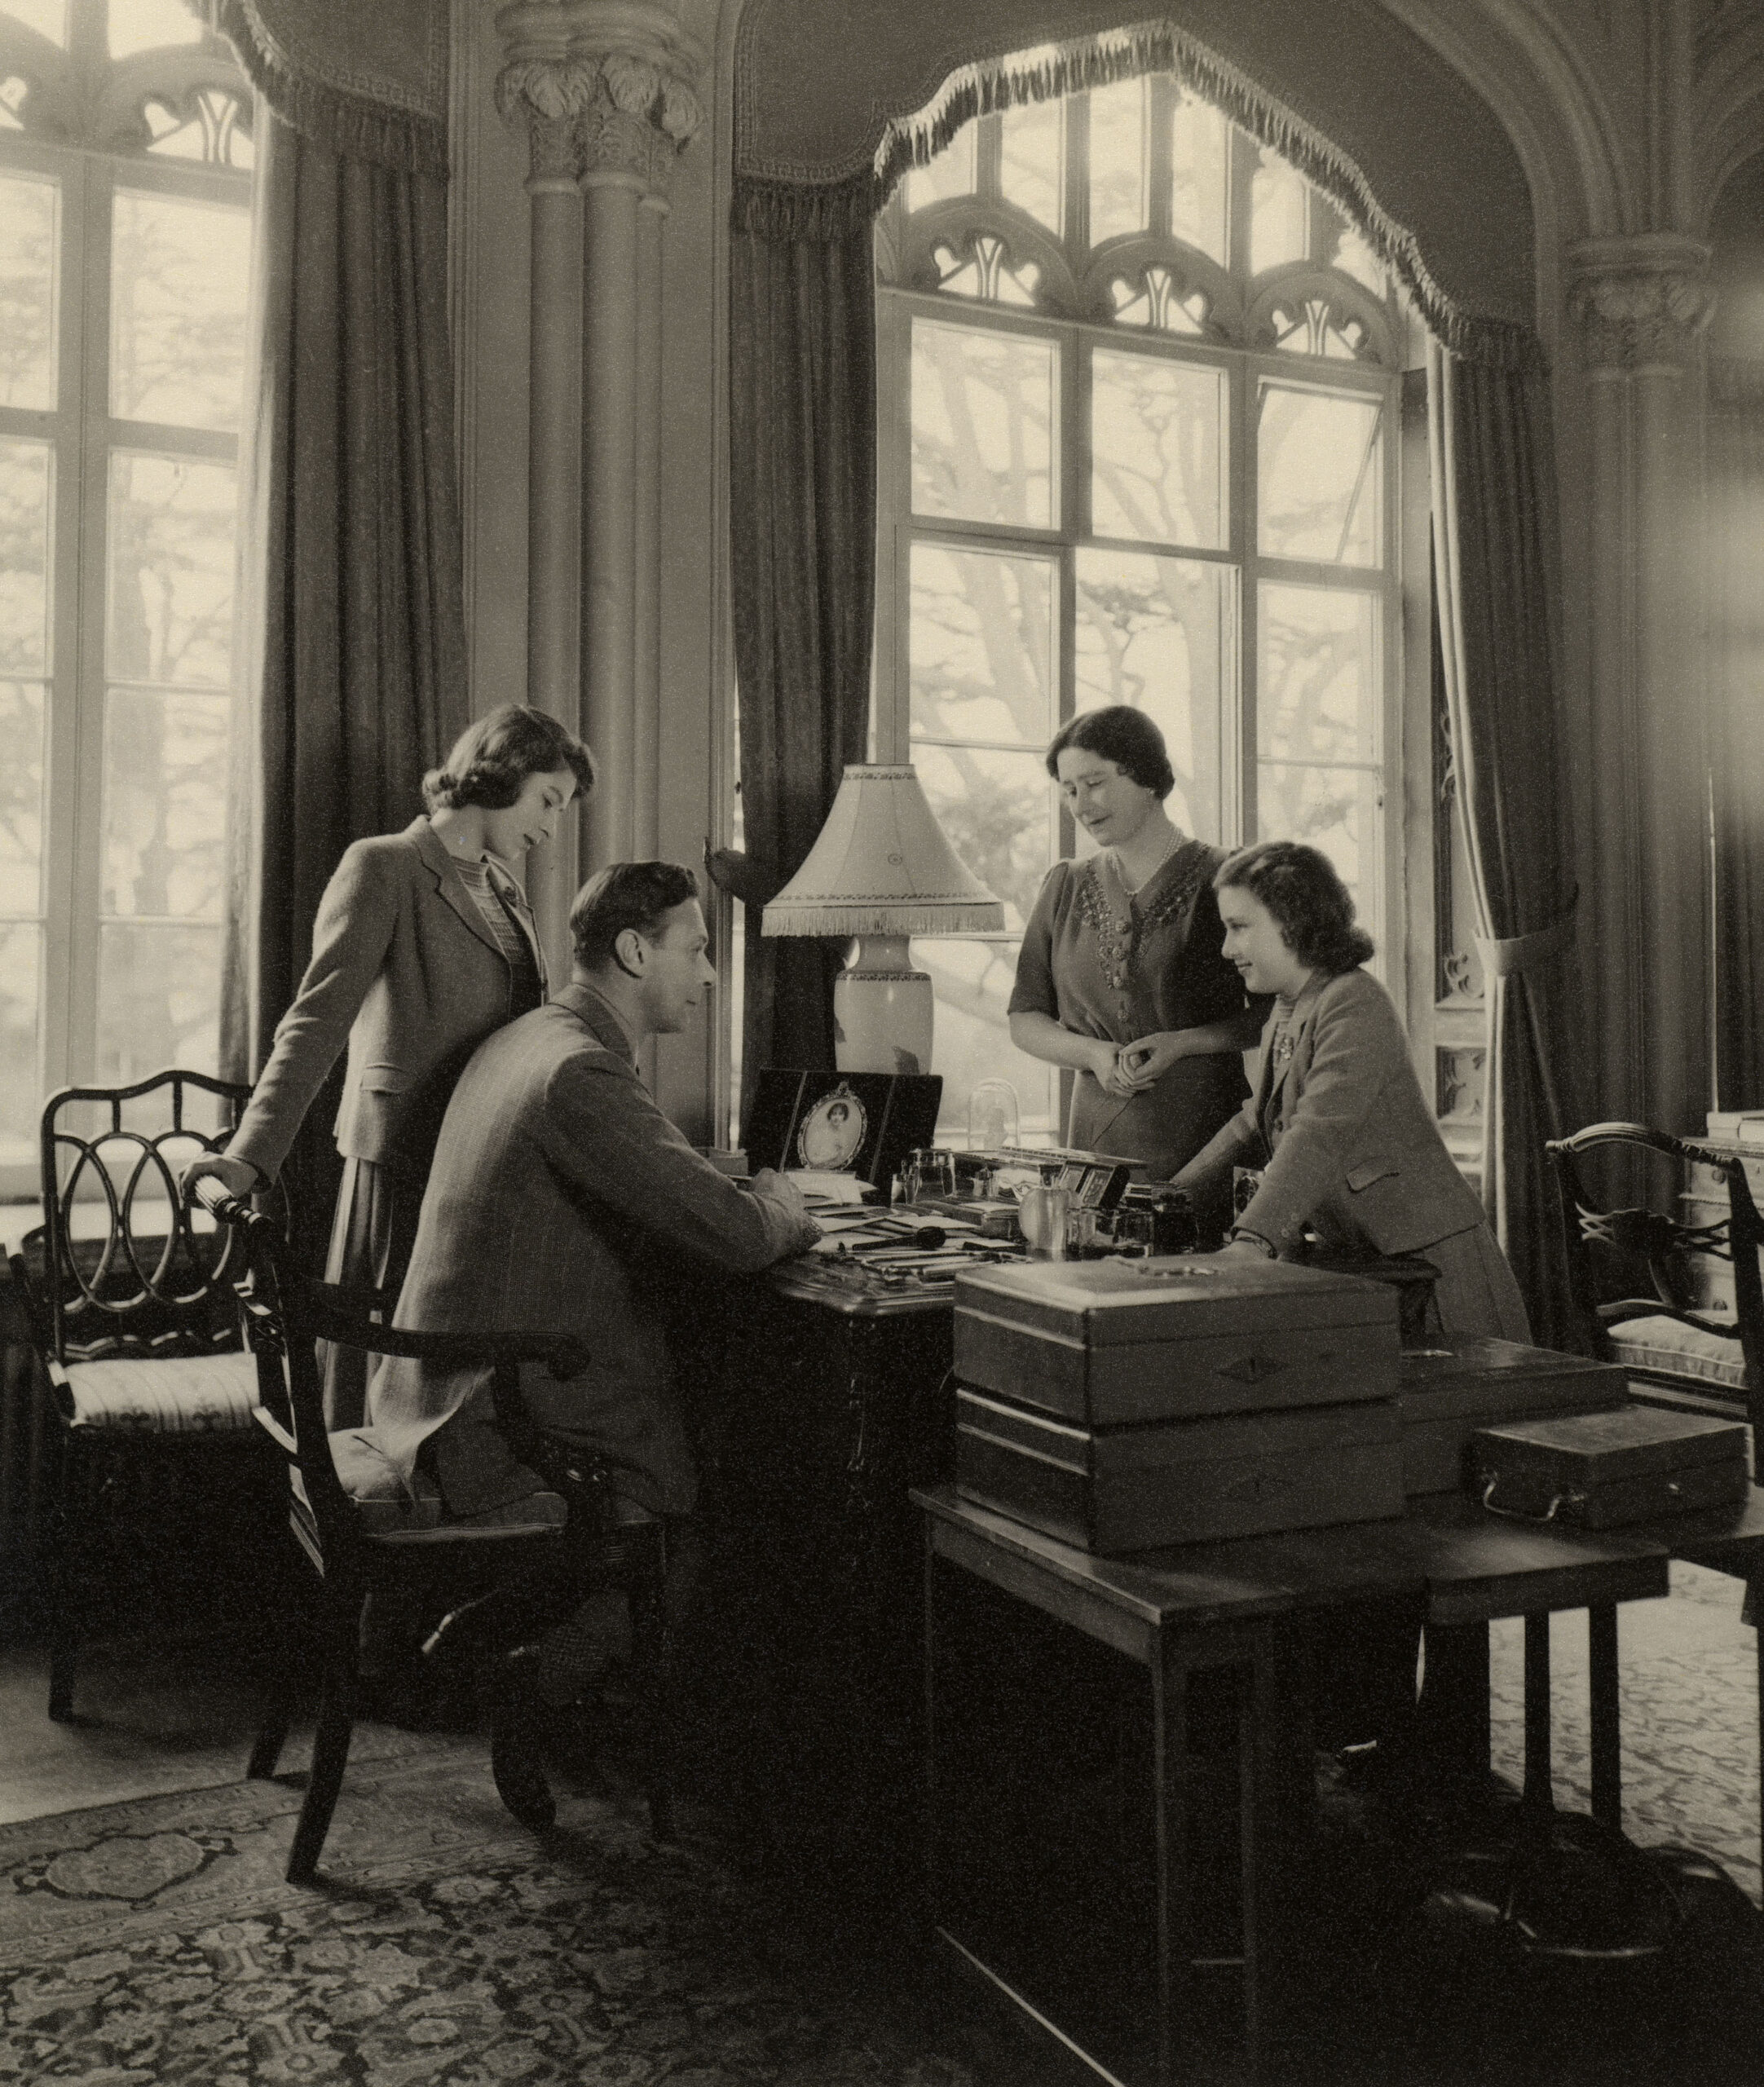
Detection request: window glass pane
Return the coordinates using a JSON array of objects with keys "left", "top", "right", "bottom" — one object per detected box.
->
[
  {"left": 95, "top": 920, "right": 220, "bottom": 1083},
  {"left": 1087, "top": 78, "right": 1146, "bottom": 244},
  {"left": 0, "top": 679, "right": 43, "bottom": 912},
  {"left": 0, "top": 920, "right": 39, "bottom": 1163},
  {"left": 0, "top": 171, "right": 57, "bottom": 409},
  {"left": 1255, "top": 763, "right": 1379, "bottom": 924},
  {"left": 1074, "top": 549, "right": 1230, "bottom": 841},
  {"left": 2, "top": 2, "right": 64, "bottom": 46},
  {"left": 108, "top": 0, "right": 203, "bottom": 58},
  {"left": 1328, "top": 213, "right": 1387, "bottom": 296},
  {"left": 919, "top": 938, "right": 1059, "bottom": 1142},
  {"left": 911, "top": 742, "right": 1052, "bottom": 932},
  {"left": 1257, "top": 385, "right": 1382, "bottom": 566},
  {"left": 0, "top": 436, "right": 51, "bottom": 676},
  {"left": 107, "top": 451, "right": 236, "bottom": 686},
  {"left": 909, "top": 541, "right": 1053, "bottom": 748},
  {"left": 999, "top": 99, "right": 1061, "bottom": 234},
  {"left": 1250, "top": 145, "right": 1307, "bottom": 275},
  {"left": 1091, "top": 348, "right": 1226, "bottom": 549},
  {"left": 103, "top": 687, "right": 228, "bottom": 917},
  {"left": 111, "top": 190, "right": 250, "bottom": 430},
  {"left": 904, "top": 126, "right": 976, "bottom": 213},
  {"left": 911, "top": 319, "right": 1055, "bottom": 529},
  {"left": 1258, "top": 583, "right": 1379, "bottom": 766},
  {"left": 1170, "top": 95, "right": 1227, "bottom": 266}
]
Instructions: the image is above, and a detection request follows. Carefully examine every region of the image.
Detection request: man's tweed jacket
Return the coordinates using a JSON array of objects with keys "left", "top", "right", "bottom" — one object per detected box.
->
[{"left": 368, "top": 982, "right": 816, "bottom": 1517}]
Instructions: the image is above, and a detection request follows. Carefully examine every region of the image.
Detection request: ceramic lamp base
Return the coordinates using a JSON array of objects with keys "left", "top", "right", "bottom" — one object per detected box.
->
[{"left": 833, "top": 936, "right": 933, "bottom": 1076}]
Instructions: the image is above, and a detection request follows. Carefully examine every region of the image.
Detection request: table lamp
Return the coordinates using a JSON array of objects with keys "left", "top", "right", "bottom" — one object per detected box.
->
[{"left": 762, "top": 764, "right": 1005, "bottom": 1076}]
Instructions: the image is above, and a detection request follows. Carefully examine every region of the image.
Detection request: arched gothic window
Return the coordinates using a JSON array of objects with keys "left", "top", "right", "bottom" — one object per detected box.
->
[
  {"left": 0, "top": 0, "right": 253, "bottom": 1186},
  {"left": 873, "top": 67, "right": 1422, "bottom": 1142}
]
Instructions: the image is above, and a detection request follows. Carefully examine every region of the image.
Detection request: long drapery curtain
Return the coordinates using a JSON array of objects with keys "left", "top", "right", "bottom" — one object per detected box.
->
[
  {"left": 213, "top": 9, "right": 466, "bottom": 1261},
  {"left": 725, "top": 195, "right": 876, "bottom": 1100},
  {"left": 1711, "top": 362, "right": 1764, "bottom": 1110},
  {"left": 1428, "top": 338, "right": 1586, "bottom": 1348}
]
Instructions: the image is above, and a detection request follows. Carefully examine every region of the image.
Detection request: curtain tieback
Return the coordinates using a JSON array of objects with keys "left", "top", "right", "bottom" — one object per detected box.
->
[{"left": 1475, "top": 889, "right": 1578, "bottom": 978}]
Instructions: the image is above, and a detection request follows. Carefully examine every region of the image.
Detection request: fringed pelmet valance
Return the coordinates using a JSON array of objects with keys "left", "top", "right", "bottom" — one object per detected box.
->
[
  {"left": 734, "top": 15, "right": 1528, "bottom": 370},
  {"left": 187, "top": 0, "right": 448, "bottom": 174}
]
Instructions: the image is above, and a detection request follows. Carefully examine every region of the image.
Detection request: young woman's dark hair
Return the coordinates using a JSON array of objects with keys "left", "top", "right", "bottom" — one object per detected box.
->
[
  {"left": 570, "top": 861, "right": 699, "bottom": 970},
  {"left": 422, "top": 704, "right": 596, "bottom": 811},
  {"left": 1213, "top": 839, "right": 1374, "bottom": 974},
  {"left": 1044, "top": 704, "right": 1175, "bottom": 801}
]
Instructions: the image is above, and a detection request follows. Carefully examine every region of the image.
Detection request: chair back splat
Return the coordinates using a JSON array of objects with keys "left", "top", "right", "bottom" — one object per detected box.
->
[
  {"left": 196, "top": 1180, "right": 676, "bottom": 1884},
  {"left": 1546, "top": 1120, "right": 1764, "bottom": 1459}
]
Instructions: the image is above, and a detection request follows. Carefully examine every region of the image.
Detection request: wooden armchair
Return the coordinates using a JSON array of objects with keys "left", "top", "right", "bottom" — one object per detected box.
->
[
  {"left": 199, "top": 1181, "right": 675, "bottom": 1885},
  {"left": 7, "top": 1071, "right": 281, "bottom": 1721},
  {"left": 1546, "top": 1121, "right": 1764, "bottom": 1442}
]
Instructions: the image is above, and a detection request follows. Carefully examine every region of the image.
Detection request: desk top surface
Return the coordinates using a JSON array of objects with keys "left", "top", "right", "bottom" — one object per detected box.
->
[{"left": 910, "top": 1483, "right": 1735, "bottom": 1629}]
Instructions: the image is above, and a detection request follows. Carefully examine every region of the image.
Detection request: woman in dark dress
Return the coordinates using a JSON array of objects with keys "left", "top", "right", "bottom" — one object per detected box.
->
[{"left": 1008, "top": 708, "right": 1265, "bottom": 1217}]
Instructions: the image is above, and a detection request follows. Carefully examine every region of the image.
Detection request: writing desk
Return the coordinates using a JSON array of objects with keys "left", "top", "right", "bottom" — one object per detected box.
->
[{"left": 914, "top": 1484, "right": 1674, "bottom": 2087}]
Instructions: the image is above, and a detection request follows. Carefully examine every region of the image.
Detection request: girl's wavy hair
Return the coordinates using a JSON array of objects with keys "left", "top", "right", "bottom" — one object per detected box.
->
[
  {"left": 422, "top": 705, "right": 595, "bottom": 811},
  {"left": 1213, "top": 840, "right": 1374, "bottom": 974}
]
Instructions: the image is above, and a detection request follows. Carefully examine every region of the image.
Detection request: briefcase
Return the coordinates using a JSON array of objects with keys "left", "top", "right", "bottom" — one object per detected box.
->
[
  {"left": 1400, "top": 1339, "right": 1628, "bottom": 1496},
  {"left": 955, "top": 1383, "right": 1405, "bottom": 1553},
  {"left": 952, "top": 1255, "right": 1400, "bottom": 1428},
  {"left": 1472, "top": 1407, "right": 1750, "bottom": 1529}
]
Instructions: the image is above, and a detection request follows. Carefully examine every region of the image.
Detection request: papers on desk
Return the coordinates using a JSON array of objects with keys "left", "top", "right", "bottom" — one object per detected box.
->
[
  {"left": 790, "top": 1169, "right": 875, "bottom": 1208},
  {"left": 808, "top": 1211, "right": 984, "bottom": 1254}
]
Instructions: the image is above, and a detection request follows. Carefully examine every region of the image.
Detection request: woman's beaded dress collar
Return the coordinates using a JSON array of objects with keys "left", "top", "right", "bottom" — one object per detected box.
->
[{"left": 1074, "top": 837, "right": 1208, "bottom": 999}]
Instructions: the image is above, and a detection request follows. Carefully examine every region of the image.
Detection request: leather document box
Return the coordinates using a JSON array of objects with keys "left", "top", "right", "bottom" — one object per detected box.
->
[
  {"left": 1472, "top": 1407, "right": 1751, "bottom": 1529},
  {"left": 955, "top": 1384, "right": 1405, "bottom": 1553},
  {"left": 1400, "top": 1339, "right": 1628, "bottom": 1496},
  {"left": 951, "top": 1255, "right": 1400, "bottom": 1427}
]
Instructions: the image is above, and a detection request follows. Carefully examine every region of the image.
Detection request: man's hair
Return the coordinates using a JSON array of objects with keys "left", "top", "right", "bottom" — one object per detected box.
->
[
  {"left": 1043, "top": 704, "right": 1175, "bottom": 800},
  {"left": 570, "top": 861, "right": 699, "bottom": 971},
  {"left": 422, "top": 704, "right": 596, "bottom": 810},
  {"left": 1213, "top": 840, "right": 1374, "bottom": 974}
]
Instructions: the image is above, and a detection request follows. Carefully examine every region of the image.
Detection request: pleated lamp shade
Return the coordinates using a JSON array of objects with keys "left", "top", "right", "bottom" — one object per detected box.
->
[{"left": 762, "top": 765, "right": 1004, "bottom": 1078}]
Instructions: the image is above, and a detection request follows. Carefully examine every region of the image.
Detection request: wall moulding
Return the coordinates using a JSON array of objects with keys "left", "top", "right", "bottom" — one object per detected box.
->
[{"left": 1568, "top": 232, "right": 1716, "bottom": 377}]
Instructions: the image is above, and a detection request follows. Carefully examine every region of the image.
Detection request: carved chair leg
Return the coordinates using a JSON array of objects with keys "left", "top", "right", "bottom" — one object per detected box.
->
[
  {"left": 285, "top": 1603, "right": 361, "bottom": 1885},
  {"left": 629, "top": 1528, "right": 675, "bottom": 1842}
]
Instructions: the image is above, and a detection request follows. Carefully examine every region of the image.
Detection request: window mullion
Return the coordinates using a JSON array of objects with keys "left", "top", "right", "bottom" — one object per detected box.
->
[
  {"left": 1233, "top": 356, "right": 1255, "bottom": 852},
  {"left": 65, "top": 148, "right": 113, "bottom": 1088},
  {"left": 36, "top": 148, "right": 87, "bottom": 1126}
]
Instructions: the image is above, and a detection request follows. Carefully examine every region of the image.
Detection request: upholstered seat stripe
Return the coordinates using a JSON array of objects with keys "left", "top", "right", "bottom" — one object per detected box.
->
[
  {"left": 1607, "top": 1313, "right": 1749, "bottom": 1392},
  {"left": 56, "top": 1352, "right": 260, "bottom": 1432}
]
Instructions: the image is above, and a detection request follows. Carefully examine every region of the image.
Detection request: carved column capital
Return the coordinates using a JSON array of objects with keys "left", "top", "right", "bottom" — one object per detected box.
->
[
  {"left": 1568, "top": 234, "right": 1716, "bottom": 379},
  {"left": 496, "top": 0, "right": 705, "bottom": 199}
]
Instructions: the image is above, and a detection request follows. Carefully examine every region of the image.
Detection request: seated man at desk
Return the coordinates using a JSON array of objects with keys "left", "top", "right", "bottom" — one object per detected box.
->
[{"left": 369, "top": 860, "right": 819, "bottom": 1528}]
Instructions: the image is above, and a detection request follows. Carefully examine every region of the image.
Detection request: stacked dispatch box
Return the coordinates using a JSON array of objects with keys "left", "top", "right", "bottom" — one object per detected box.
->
[
  {"left": 951, "top": 1256, "right": 1403, "bottom": 1555},
  {"left": 1397, "top": 1338, "right": 1629, "bottom": 1495}
]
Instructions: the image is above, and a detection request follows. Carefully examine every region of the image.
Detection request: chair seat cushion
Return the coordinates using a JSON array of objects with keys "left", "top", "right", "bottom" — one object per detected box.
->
[
  {"left": 1607, "top": 1313, "right": 1749, "bottom": 1392},
  {"left": 302, "top": 1428, "right": 567, "bottom": 1538},
  {"left": 56, "top": 1351, "right": 260, "bottom": 1432}
]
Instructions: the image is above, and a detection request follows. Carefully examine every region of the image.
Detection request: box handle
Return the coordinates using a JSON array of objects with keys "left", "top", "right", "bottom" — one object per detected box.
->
[{"left": 1481, "top": 1476, "right": 1568, "bottom": 1523}]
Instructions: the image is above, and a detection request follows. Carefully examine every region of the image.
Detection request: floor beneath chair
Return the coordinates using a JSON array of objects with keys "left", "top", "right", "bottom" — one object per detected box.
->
[{"left": 0, "top": 1563, "right": 1757, "bottom": 2087}]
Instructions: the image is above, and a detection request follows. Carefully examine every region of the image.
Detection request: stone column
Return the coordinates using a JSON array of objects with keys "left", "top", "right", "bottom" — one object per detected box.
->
[
  {"left": 494, "top": 29, "right": 594, "bottom": 977},
  {"left": 1568, "top": 234, "right": 1715, "bottom": 1137},
  {"left": 496, "top": 1, "right": 703, "bottom": 908}
]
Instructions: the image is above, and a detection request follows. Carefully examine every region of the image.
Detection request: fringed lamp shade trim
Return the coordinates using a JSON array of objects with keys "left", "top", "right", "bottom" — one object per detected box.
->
[
  {"left": 732, "top": 14, "right": 1532, "bottom": 369},
  {"left": 762, "top": 765, "right": 1007, "bottom": 938}
]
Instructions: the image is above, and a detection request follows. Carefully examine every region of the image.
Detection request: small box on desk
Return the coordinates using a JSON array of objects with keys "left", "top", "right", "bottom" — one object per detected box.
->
[
  {"left": 952, "top": 1254, "right": 1400, "bottom": 1427},
  {"left": 1399, "top": 1338, "right": 1629, "bottom": 1496},
  {"left": 1473, "top": 1406, "right": 1751, "bottom": 1528},
  {"left": 950, "top": 1256, "right": 1405, "bottom": 1552}
]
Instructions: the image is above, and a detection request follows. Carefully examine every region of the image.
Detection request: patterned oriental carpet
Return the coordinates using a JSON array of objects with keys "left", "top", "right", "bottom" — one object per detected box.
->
[{"left": 0, "top": 1734, "right": 979, "bottom": 2087}]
